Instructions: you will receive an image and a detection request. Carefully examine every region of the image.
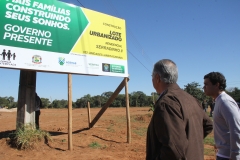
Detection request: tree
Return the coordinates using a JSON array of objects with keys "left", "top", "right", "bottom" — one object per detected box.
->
[
  {"left": 72, "top": 102, "right": 77, "bottom": 108},
  {"left": 6, "top": 96, "right": 16, "bottom": 108},
  {"left": 75, "top": 94, "right": 92, "bottom": 108},
  {"left": 112, "top": 94, "right": 125, "bottom": 107},
  {"left": 184, "top": 82, "right": 207, "bottom": 102},
  {"left": 41, "top": 98, "right": 51, "bottom": 108},
  {"left": 226, "top": 87, "right": 240, "bottom": 102},
  {"left": 101, "top": 91, "right": 113, "bottom": 106},
  {"left": 75, "top": 98, "right": 82, "bottom": 108},
  {"left": 101, "top": 91, "right": 113, "bottom": 99},
  {"left": 52, "top": 99, "right": 68, "bottom": 108},
  {"left": 8, "top": 96, "right": 14, "bottom": 104},
  {"left": 130, "top": 91, "right": 148, "bottom": 107},
  {"left": 0, "top": 96, "right": 11, "bottom": 108},
  {"left": 91, "top": 95, "right": 102, "bottom": 108}
]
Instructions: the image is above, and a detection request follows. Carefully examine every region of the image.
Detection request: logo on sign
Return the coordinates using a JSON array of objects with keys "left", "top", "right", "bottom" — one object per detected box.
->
[
  {"left": 102, "top": 63, "right": 110, "bottom": 72},
  {"left": 0, "top": 48, "right": 17, "bottom": 66},
  {"left": 58, "top": 57, "right": 65, "bottom": 66},
  {"left": 32, "top": 55, "right": 42, "bottom": 64}
]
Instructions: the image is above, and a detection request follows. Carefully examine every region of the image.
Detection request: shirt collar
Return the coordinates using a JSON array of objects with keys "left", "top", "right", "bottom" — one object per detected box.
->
[
  {"left": 215, "top": 91, "right": 225, "bottom": 101},
  {"left": 156, "top": 90, "right": 166, "bottom": 102}
]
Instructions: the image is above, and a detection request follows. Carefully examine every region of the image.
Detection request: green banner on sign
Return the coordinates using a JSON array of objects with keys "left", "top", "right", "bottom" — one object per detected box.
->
[{"left": 0, "top": 0, "right": 89, "bottom": 53}]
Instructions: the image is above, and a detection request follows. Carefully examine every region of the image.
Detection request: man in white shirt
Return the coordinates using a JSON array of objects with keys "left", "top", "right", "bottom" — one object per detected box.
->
[{"left": 203, "top": 72, "right": 240, "bottom": 160}]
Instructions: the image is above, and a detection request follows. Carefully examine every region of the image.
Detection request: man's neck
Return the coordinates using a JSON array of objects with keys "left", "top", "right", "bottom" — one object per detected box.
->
[{"left": 213, "top": 90, "right": 224, "bottom": 99}]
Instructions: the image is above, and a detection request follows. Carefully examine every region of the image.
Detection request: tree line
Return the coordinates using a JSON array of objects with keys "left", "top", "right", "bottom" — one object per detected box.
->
[{"left": 1, "top": 82, "right": 240, "bottom": 109}]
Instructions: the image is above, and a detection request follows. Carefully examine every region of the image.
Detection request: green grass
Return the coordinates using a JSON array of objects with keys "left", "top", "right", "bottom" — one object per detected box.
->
[
  {"left": 89, "top": 141, "right": 102, "bottom": 149},
  {"left": 112, "top": 115, "right": 127, "bottom": 123},
  {"left": 203, "top": 132, "right": 215, "bottom": 156},
  {"left": 204, "top": 147, "right": 215, "bottom": 156},
  {"left": 204, "top": 136, "right": 215, "bottom": 146},
  {"left": 131, "top": 114, "right": 151, "bottom": 123},
  {"left": 133, "top": 127, "right": 147, "bottom": 136},
  {"left": 107, "top": 124, "right": 115, "bottom": 132},
  {"left": 8, "top": 124, "right": 51, "bottom": 150}
]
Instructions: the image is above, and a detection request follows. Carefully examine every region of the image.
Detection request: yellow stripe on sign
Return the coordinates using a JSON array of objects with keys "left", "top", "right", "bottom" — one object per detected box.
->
[{"left": 72, "top": 8, "right": 127, "bottom": 60}]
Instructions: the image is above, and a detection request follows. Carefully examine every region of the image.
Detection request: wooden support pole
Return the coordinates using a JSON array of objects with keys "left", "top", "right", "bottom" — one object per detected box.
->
[
  {"left": 90, "top": 78, "right": 129, "bottom": 128},
  {"left": 68, "top": 74, "right": 73, "bottom": 151},
  {"left": 124, "top": 77, "right": 131, "bottom": 143},
  {"left": 87, "top": 102, "right": 91, "bottom": 128}
]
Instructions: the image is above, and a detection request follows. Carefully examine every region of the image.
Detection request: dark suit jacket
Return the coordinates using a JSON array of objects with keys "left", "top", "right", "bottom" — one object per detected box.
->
[{"left": 146, "top": 83, "right": 213, "bottom": 160}]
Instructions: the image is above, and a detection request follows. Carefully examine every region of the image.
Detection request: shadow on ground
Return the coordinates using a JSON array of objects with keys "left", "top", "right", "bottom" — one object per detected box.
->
[
  {"left": 0, "top": 130, "right": 15, "bottom": 139},
  {"left": 92, "top": 135, "right": 122, "bottom": 143}
]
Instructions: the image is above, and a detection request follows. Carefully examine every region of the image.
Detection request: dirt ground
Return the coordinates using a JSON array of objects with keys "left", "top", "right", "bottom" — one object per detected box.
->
[{"left": 0, "top": 107, "right": 215, "bottom": 160}]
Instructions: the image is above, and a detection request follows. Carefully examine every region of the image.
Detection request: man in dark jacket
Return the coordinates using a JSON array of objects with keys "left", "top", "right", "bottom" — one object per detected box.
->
[
  {"left": 147, "top": 59, "right": 213, "bottom": 160},
  {"left": 35, "top": 92, "right": 42, "bottom": 129}
]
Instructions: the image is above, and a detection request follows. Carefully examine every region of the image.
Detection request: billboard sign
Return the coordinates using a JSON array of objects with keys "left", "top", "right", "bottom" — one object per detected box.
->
[{"left": 0, "top": 0, "right": 128, "bottom": 77}]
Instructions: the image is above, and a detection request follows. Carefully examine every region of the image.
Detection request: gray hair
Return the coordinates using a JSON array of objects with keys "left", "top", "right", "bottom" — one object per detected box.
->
[{"left": 152, "top": 59, "right": 178, "bottom": 83}]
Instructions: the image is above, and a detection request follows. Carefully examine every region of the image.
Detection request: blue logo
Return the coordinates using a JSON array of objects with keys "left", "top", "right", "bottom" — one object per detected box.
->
[
  {"left": 102, "top": 63, "right": 110, "bottom": 72},
  {"left": 58, "top": 57, "right": 65, "bottom": 66}
]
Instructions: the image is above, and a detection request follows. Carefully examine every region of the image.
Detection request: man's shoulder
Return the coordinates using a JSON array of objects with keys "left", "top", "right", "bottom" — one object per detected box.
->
[
  {"left": 159, "top": 88, "right": 192, "bottom": 104},
  {"left": 216, "top": 92, "right": 239, "bottom": 110},
  {"left": 36, "top": 96, "right": 42, "bottom": 103},
  {"left": 156, "top": 83, "right": 196, "bottom": 104},
  {"left": 158, "top": 87, "right": 200, "bottom": 110},
  {"left": 166, "top": 87, "right": 193, "bottom": 100},
  {"left": 218, "top": 92, "right": 235, "bottom": 103}
]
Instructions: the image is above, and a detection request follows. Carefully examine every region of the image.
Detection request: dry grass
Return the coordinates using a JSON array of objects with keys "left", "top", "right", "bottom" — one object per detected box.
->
[{"left": 8, "top": 124, "right": 51, "bottom": 150}]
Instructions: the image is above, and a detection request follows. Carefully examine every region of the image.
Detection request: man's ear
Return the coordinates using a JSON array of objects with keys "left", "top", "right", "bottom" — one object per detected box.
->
[
  {"left": 156, "top": 74, "right": 161, "bottom": 83},
  {"left": 216, "top": 82, "right": 220, "bottom": 88}
]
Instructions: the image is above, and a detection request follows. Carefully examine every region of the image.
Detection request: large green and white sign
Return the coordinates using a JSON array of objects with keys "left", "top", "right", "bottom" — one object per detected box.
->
[{"left": 0, "top": 0, "right": 128, "bottom": 77}]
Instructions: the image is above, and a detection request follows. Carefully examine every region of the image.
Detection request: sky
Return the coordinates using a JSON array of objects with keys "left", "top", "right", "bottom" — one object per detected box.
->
[{"left": 0, "top": 0, "right": 240, "bottom": 102}]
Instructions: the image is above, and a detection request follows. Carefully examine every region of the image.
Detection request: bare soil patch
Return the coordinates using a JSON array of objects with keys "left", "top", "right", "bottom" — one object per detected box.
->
[{"left": 0, "top": 107, "right": 215, "bottom": 159}]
